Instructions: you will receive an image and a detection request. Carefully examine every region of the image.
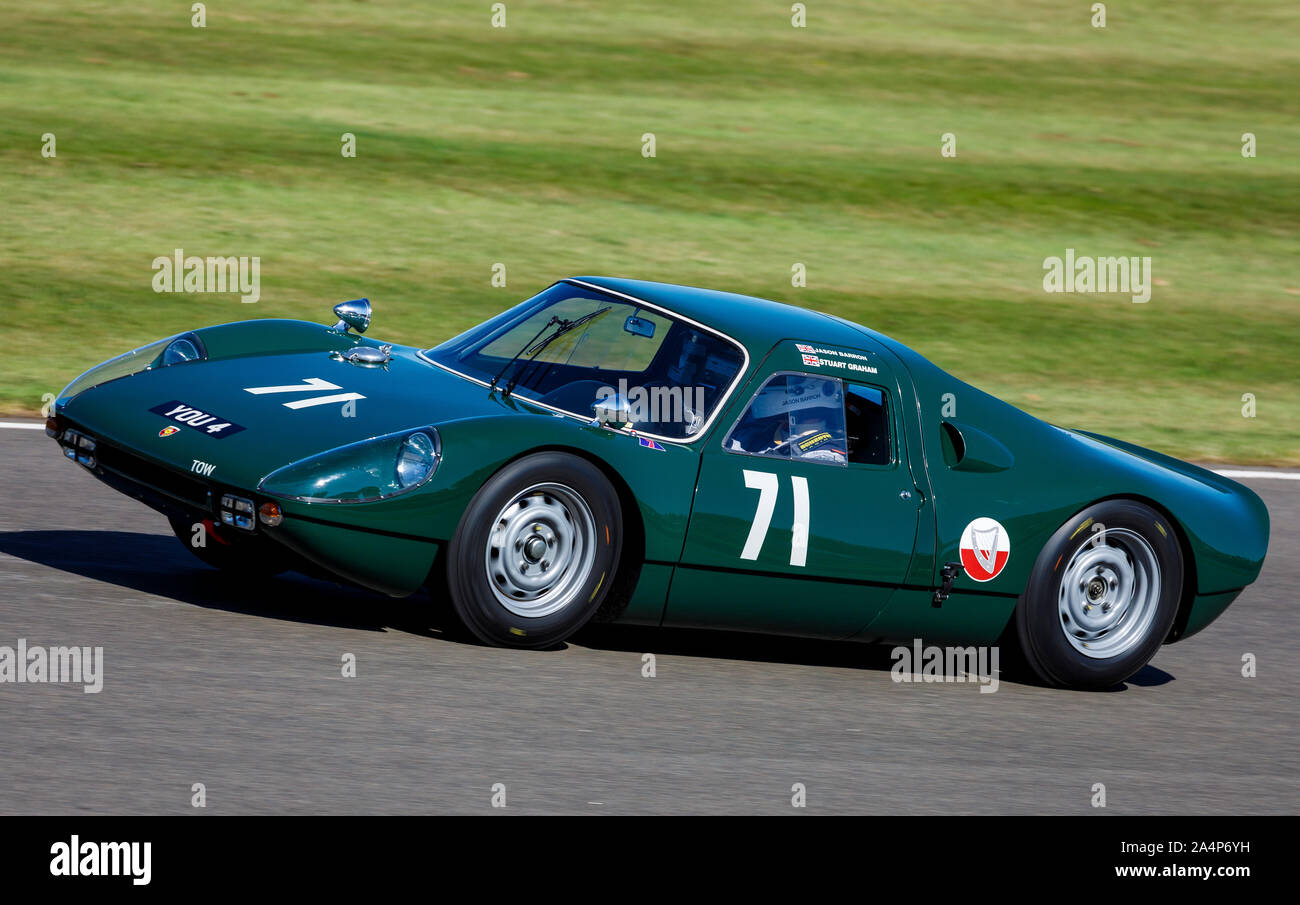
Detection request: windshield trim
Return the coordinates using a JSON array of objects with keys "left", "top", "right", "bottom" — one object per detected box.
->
[{"left": 416, "top": 279, "right": 752, "bottom": 445}]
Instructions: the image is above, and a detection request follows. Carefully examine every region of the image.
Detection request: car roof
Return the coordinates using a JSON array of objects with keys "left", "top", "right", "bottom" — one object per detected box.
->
[{"left": 566, "top": 276, "right": 903, "bottom": 358}]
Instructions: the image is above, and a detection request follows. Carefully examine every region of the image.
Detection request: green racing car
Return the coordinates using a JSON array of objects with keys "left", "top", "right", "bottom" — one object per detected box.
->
[{"left": 48, "top": 277, "right": 1269, "bottom": 689}]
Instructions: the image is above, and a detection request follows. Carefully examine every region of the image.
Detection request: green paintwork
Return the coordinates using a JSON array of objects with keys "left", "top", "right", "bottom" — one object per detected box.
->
[
  {"left": 52, "top": 277, "right": 1269, "bottom": 649},
  {"left": 667, "top": 337, "right": 920, "bottom": 637}
]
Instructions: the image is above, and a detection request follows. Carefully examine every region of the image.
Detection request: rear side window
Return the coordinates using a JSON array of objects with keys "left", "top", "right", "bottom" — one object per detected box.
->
[{"left": 845, "top": 383, "right": 891, "bottom": 465}]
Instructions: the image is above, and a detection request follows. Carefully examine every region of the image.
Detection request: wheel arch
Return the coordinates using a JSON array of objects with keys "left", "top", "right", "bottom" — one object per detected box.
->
[{"left": 1064, "top": 492, "right": 1198, "bottom": 644}]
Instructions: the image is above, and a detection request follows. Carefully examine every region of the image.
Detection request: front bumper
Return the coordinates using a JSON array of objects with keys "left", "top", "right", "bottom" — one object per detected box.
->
[
  {"left": 49, "top": 416, "right": 439, "bottom": 596},
  {"left": 54, "top": 416, "right": 268, "bottom": 530}
]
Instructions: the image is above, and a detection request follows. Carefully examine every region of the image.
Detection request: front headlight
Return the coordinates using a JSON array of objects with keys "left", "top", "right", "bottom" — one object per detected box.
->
[
  {"left": 395, "top": 430, "right": 438, "bottom": 488},
  {"left": 58, "top": 331, "right": 208, "bottom": 402},
  {"left": 258, "top": 428, "right": 442, "bottom": 503}
]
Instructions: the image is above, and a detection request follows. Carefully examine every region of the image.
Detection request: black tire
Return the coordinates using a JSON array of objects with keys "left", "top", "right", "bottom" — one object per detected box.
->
[
  {"left": 1016, "top": 499, "right": 1183, "bottom": 690},
  {"left": 445, "top": 452, "right": 623, "bottom": 649},
  {"left": 168, "top": 515, "right": 285, "bottom": 577}
]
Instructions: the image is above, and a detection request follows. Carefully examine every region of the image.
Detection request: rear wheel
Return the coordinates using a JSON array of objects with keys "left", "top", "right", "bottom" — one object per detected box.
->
[
  {"left": 445, "top": 452, "right": 622, "bottom": 649},
  {"left": 1016, "top": 500, "right": 1182, "bottom": 689},
  {"left": 168, "top": 515, "right": 285, "bottom": 577}
]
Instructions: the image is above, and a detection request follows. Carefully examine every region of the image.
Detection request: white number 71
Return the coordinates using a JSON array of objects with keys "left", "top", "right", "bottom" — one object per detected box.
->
[{"left": 741, "top": 470, "right": 810, "bottom": 567}]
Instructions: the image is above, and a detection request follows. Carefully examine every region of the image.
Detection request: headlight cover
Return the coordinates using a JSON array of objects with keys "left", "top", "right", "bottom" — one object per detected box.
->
[
  {"left": 58, "top": 337, "right": 173, "bottom": 401},
  {"left": 160, "top": 333, "right": 207, "bottom": 367},
  {"left": 58, "top": 332, "right": 208, "bottom": 402},
  {"left": 258, "top": 428, "right": 442, "bottom": 504}
]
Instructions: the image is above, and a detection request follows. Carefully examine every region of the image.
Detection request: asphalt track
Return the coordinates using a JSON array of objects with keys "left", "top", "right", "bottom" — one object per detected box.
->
[{"left": 1, "top": 426, "right": 1296, "bottom": 814}]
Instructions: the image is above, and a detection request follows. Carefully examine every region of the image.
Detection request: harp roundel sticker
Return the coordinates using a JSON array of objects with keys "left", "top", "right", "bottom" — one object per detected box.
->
[{"left": 959, "top": 517, "right": 1010, "bottom": 582}]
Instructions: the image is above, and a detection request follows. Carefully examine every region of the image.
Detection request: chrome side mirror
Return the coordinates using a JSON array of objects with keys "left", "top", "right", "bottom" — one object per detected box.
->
[
  {"left": 592, "top": 392, "right": 632, "bottom": 427},
  {"left": 332, "top": 298, "right": 371, "bottom": 334}
]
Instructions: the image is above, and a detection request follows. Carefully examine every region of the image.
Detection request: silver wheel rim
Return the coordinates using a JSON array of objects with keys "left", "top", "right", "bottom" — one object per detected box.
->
[
  {"left": 485, "top": 482, "right": 597, "bottom": 619},
  {"left": 1057, "top": 527, "right": 1162, "bottom": 659}
]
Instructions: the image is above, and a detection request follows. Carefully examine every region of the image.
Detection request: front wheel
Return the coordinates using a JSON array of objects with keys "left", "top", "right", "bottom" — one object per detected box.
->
[
  {"left": 445, "top": 452, "right": 623, "bottom": 649},
  {"left": 1015, "top": 499, "right": 1183, "bottom": 690}
]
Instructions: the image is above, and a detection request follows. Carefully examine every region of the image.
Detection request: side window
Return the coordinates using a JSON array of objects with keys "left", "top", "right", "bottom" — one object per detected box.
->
[
  {"left": 845, "top": 382, "right": 891, "bottom": 465},
  {"left": 724, "top": 373, "right": 847, "bottom": 466}
]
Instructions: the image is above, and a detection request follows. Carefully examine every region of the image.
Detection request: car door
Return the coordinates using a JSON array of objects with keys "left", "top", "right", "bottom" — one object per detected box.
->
[{"left": 666, "top": 339, "right": 923, "bottom": 638}]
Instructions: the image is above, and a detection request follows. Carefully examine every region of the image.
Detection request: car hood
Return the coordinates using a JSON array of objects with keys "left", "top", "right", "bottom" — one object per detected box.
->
[{"left": 57, "top": 321, "right": 518, "bottom": 489}]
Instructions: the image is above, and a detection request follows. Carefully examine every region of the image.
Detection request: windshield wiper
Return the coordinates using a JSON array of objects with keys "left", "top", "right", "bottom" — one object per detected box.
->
[{"left": 489, "top": 306, "right": 612, "bottom": 399}]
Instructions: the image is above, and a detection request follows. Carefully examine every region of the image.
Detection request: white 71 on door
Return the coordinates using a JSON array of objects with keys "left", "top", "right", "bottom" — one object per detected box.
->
[{"left": 740, "top": 469, "right": 810, "bottom": 567}]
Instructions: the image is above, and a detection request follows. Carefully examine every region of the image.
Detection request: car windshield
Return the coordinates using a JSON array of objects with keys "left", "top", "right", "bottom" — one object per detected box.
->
[{"left": 424, "top": 283, "right": 746, "bottom": 440}]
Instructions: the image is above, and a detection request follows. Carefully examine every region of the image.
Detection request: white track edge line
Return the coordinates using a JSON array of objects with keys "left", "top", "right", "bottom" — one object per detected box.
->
[{"left": 1213, "top": 469, "right": 1300, "bottom": 481}]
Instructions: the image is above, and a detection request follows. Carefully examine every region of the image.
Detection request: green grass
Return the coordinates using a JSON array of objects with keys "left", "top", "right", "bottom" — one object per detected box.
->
[{"left": 1, "top": 0, "right": 1296, "bottom": 462}]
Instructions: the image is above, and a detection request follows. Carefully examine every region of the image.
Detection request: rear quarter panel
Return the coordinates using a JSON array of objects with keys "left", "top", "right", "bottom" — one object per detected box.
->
[{"left": 875, "top": 346, "right": 1269, "bottom": 640}]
